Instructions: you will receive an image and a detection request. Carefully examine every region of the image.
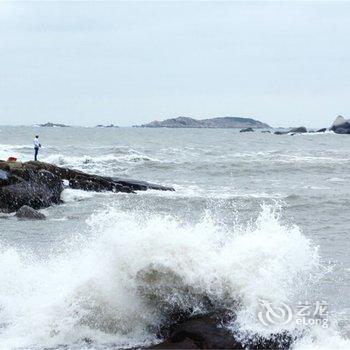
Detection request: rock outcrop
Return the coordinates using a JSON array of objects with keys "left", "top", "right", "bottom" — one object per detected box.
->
[
  {"left": 136, "top": 117, "right": 270, "bottom": 129},
  {"left": 15, "top": 205, "right": 46, "bottom": 220},
  {"left": 0, "top": 160, "right": 174, "bottom": 213},
  {"left": 330, "top": 116, "right": 350, "bottom": 134},
  {"left": 149, "top": 311, "right": 296, "bottom": 349}
]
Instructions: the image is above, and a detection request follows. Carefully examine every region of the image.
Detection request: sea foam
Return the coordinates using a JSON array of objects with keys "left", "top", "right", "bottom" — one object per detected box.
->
[{"left": 0, "top": 205, "right": 347, "bottom": 349}]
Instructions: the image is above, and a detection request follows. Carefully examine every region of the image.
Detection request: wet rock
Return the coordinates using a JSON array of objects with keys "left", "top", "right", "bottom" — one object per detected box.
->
[
  {"left": 15, "top": 205, "right": 46, "bottom": 220},
  {"left": 316, "top": 128, "right": 327, "bottom": 133},
  {"left": 0, "top": 164, "right": 63, "bottom": 212},
  {"left": 0, "top": 160, "right": 174, "bottom": 212},
  {"left": 240, "top": 127, "right": 254, "bottom": 133},
  {"left": 148, "top": 311, "right": 296, "bottom": 349}
]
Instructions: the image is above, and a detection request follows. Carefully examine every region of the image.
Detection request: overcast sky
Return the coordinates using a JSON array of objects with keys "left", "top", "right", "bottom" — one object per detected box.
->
[{"left": 0, "top": 1, "right": 349, "bottom": 127}]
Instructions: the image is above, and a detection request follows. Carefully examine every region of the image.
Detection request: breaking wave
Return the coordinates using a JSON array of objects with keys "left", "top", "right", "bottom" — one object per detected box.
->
[{"left": 0, "top": 204, "right": 346, "bottom": 349}]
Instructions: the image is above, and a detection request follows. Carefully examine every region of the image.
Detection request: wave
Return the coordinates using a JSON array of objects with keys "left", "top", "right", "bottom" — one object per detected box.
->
[{"left": 0, "top": 204, "right": 346, "bottom": 349}]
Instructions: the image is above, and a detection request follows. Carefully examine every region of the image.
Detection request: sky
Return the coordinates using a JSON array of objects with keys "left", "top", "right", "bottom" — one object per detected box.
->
[{"left": 0, "top": 1, "right": 349, "bottom": 127}]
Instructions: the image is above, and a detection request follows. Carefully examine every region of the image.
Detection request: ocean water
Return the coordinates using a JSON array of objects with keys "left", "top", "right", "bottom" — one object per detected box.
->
[{"left": 0, "top": 126, "right": 349, "bottom": 349}]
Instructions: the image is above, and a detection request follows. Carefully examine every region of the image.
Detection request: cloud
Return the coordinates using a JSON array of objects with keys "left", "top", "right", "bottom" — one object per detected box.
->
[{"left": 0, "top": 1, "right": 349, "bottom": 127}]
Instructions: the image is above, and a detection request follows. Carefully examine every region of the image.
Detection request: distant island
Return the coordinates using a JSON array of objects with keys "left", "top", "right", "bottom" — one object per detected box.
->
[
  {"left": 134, "top": 116, "right": 270, "bottom": 129},
  {"left": 96, "top": 124, "right": 119, "bottom": 128},
  {"left": 37, "top": 122, "right": 69, "bottom": 128}
]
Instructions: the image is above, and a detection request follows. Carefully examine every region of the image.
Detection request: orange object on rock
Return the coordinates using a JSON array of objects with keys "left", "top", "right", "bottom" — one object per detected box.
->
[{"left": 7, "top": 157, "right": 17, "bottom": 162}]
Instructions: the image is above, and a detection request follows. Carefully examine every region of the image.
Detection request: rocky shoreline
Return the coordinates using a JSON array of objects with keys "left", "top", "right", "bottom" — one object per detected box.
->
[{"left": 0, "top": 160, "right": 174, "bottom": 215}]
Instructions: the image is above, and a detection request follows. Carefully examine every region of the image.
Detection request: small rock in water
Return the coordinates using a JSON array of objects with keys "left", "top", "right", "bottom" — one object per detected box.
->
[
  {"left": 240, "top": 127, "right": 254, "bottom": 133},
  {"left": 316, "top": 128, "right": 327, "bottom": 133},
  {"left": 15, "top": 205, "right": 46, "bottom": 220}
]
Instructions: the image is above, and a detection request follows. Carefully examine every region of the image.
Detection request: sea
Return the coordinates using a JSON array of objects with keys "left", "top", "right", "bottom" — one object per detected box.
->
[{"left": 0, "top": 126, "right": 349, "bottom": 349}]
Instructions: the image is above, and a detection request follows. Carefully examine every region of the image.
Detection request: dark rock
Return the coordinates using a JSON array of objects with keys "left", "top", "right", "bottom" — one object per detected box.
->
[
  {"left": 316, "top": 128, "right": 327, "bottom": 133},
  {"left": 0, "top": 160, "right": 174, "bottom": 212},
  {"left": 240, "top": 127, "right": 254, "bottom": 133},
  {"left": 261, "top": 130, "right": 271, "bottom": 133},
  {"left": 290, "top": 127, "right": 307, "bottom": 134},
  {"left": 274, "top": 127, "right": 307, "bottom": 135},
  {"left": 334, "top": 128, "right": 350, "bottom": 134},
  {"left": 330, "top": 115, "right": 350, "bottom": 134},
  {"left": 0, "top": 165, "right": 63, "bottom": 212},
  {"left": 148, "top": 311, "right": 297, "bottom": 349},
  {"left": 15, "top": 205, "right": 46, "bottom": 220}
]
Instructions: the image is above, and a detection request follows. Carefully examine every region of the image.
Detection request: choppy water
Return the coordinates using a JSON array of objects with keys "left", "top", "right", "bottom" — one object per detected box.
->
[{"left": 0, "top": 126, "right": 350, "bottom": 349}]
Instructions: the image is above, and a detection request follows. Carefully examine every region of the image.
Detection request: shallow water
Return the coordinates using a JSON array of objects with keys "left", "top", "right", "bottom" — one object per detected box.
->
[{"left": 0, "top": 126, "right": 349, "bottom": 349}]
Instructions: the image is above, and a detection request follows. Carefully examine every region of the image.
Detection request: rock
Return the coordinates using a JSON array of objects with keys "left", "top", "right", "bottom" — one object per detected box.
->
[
  {"left": 316, "top": 128, "right": 327, "bottom": 133},
  {"left": 290, "top": 127, "right": 307, "bottom": 134},
  {"left": 0, "top": 164, "right": 63, "bottom": 212},
  {"left": 261, "top": 130, "right": 271, "bottom": 133},
  {"left": 330, "top": 116, "right": 350, "bottom": 134},
  {"left": 333, "top": 128, "right": 350, "bottom": 134},
  {"left": 331, "top": 115, "right": 347, "bottom": 128},
  {"left": 240, "top": 127, "right": 254, "bottom": 133},
  {"left": 274, "top": 127, "right": 307, "bottom": 135},
  {"left": 148, "top": 311, "right": 296, "bottom": 349},
  {"left": 15, "top": 205, "right": 46, "bottom": 220},
  {"left": 0, "top": 160, "right": 174, "bottom": 212}
]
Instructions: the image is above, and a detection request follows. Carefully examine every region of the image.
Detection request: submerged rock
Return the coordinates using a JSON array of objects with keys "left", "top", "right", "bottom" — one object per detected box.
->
[
  {"left": 0, "top": 160, "right": 174, "bottom": 212},
  {"left": 15, "top": 205, "right": 46, "bottom": 220}
]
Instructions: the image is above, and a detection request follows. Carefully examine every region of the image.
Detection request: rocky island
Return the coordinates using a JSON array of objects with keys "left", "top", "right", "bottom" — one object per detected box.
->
[{"left": 136, "top": 116, "right": 270, "bottom": 129}]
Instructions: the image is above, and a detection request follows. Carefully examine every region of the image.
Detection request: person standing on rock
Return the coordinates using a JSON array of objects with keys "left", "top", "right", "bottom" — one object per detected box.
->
[{"left": 33, "top": 135, "right": 41, "bottom": 161}]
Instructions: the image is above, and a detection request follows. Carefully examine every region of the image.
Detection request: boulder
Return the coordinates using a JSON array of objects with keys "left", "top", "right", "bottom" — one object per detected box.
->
[
  {"left": 148, "top": 311, "right": 296, "bottom": 349},
  {"left": 240, "top": 127, "right": 254, "bottom": 133},
  {"left": 330, "top": 115, "right": 350, "bottom": 134},
  {"left": 316, "top": 128, "right": 327, "bottom": 133},
  {"left": 15, "top": 205, "right": 46, "bottom": 220}
]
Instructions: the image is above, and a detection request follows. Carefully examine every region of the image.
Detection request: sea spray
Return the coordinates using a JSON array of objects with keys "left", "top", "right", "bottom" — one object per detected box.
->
[{"left": 0, "top": 204, "right": 342, "bottom": 349}]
